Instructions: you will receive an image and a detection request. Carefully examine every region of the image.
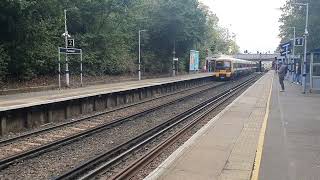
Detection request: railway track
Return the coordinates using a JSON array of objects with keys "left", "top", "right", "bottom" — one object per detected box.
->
[
  {"left": 0, "top": 80, "right": 229, "bottom": 170},
  {"left": 54, "top": 74, "right": 261, "bottom": 180}
]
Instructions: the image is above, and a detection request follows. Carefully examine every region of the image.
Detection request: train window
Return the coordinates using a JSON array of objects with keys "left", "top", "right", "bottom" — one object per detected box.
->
[
  {"left": 216, "top": 61, "right": 231, "bottom": 70},
  {"left": 216, "top": 61, "right": 223, "bottom": 69},
  {"left": 224, "top": 61, "right": 231, "bottom": 68}
]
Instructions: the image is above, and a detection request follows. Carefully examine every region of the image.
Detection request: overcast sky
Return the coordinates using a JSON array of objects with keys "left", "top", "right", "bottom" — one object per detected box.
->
[{"left": 199, "top": 0, "right": 286, "bottom": 53}]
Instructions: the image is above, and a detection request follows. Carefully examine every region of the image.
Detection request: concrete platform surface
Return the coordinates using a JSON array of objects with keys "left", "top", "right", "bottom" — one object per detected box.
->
[
  {"left": 0, "top": 73, "right": 212, "bottom": 111},
  {"left": 259, "top": 76, "right": 320, "bottom": 180},
  {"left": 145, "top": 71, "right": 274, "bottom": 180}
]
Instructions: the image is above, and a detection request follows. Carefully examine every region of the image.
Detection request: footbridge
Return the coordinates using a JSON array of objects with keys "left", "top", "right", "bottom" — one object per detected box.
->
[{"left": 234, "top": 53, "right": 281, "bottom": 62}]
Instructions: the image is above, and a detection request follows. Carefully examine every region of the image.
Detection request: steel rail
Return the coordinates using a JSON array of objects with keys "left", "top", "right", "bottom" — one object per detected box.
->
[
  {"left": 0, "top": 81, "right": 219, "bottom": 146},
  {"left": 54, "top": 75, "right": 260, "bottom": 180},
  {"left": 112, "top": 75, "right": 259, "bottom": 180}
]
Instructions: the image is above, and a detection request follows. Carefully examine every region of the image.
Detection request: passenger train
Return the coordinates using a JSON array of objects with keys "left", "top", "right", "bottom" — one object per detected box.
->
[{"left": 210, "top": 56, "right": 257, "bottom": 80}]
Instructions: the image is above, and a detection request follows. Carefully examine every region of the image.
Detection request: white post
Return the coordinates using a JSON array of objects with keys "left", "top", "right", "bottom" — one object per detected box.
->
[
  {"left": 58, "top": 47, "right": 61, "bottom": 89},
  {"left": 310, "top": 53, "right": 313, "bottom": 91},
  {"left": 138, "top": 30, "right": 141, "bottom": 81},
  {"left": 291, "top": 27, "right": 296, "bottom": 82},
  {"left": 285, "top": 45, "right": 288, "bottom": 71},
  {"left": 64, "top": 9, "right": 70, "bottom": 87},
  {"left": 173, "top": 40, "right": 176, "bottom": 76},
  {"left": 138, "top": 30, "right": 147, "bottom": 80},
  {"left": 302, "top": 3, "right": 309, "bottom": 94},
  {"left": 293, "top": 3, "right": 309, "bottom": 93},
  {"left": 80, "top": 50, "right": 83, "bottom": 87},
  {"left": 302, "top": 35, "right": 308, "bottom": 93}
]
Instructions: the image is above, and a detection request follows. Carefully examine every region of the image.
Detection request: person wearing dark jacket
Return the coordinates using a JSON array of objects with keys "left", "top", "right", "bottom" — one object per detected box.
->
[{"left": 278, "top": 62, "right": 288, "bottom": 92}]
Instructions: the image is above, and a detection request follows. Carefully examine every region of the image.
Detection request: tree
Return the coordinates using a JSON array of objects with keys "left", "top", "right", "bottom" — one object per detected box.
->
[
  {"left": 0, "top": 46, "right": 9, "bottom": 81},
  {"left": 279, "top": 0, "right": 320, "bottom": 53},
  {"left": 0, "top": 0, "right": 239, "bottom": 83}
]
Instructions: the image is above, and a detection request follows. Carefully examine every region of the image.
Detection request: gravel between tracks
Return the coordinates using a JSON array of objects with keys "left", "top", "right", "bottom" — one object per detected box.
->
[{"left": 0, "top": 75, "right": 254, "bottom": 179}]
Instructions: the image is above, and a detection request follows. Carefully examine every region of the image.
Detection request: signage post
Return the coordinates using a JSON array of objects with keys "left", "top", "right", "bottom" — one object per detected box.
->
[
  {"left": 280, "top": 41, "right": 292, "bottom": 80},
  {"left": 58, "top": 47, "right": 83, "bottom": 88},
  {"left": 189, "top": 50, "right": 200, "bottom": 72}
]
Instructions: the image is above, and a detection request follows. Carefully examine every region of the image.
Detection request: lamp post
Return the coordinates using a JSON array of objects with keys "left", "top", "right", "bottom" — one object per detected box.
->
[
  {"left": 293, "top": 2, "right": 309, "bottom": 93},
  {"left": 138, "top": 30, "right": 147, "bottom": 81},
  {"left": 64, "top": 9, "right": 70, "bottom": 87},
  {"left": 62, "top": 8, "right": 78, "bottom": 87},
  {"left": 173, "top": 40, "right": 176, "bottom": 76},
  {"left": 289, "top": 26, "right": 296, "bottom": 82}
]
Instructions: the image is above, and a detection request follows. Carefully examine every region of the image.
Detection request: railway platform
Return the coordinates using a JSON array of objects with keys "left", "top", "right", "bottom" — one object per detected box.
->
[
  {"left": 0, "top": 73, "right": 212, "bottom": 111},
  {"left": 145, "top": 71, "right": 274, "bottom": 180},
  {"left": 259, "top": 77, "right": 320, "bottom": 179},
  {"left": 0, "top": 73, "right": 212, "bottom": 135},
  {"left": 145, "top": 70, "right": 320, "bottom": 180}
]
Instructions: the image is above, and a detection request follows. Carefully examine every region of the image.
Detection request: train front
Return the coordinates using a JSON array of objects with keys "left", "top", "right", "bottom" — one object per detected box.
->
[{"left": 213, "top": 60, "right": 232, "bottom": 80}]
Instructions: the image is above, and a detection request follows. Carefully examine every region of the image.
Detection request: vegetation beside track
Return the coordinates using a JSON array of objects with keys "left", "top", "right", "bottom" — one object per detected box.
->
[{"left": 0, "top": 0, "right": 239, "bottom": 84}]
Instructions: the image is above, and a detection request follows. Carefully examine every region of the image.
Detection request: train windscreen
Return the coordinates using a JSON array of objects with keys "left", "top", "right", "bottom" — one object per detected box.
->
[{"left": 215, "top": 61, "right": 231, "bottom": 70}]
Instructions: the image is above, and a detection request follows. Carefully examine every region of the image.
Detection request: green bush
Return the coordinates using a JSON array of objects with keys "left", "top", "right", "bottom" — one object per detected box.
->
[{"left": 0, "top": 46, "right": 9, "bottom": 82}]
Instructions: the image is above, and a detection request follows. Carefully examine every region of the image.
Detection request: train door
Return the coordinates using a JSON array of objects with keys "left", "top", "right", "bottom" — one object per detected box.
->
[
  {"left": 205, "top": 58, "right": 215, "bottom": 72},
  {"left": 210, "top": 60, "right": 215, "bottom": 72}
]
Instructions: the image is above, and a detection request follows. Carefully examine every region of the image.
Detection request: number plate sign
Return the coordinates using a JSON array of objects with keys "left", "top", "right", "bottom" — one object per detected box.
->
[
  {"left": 67, "top": 39, "right": 74, "bottom": 48},
  {"left": 295, "top": 37, "right": 304, "bottom": 46}
]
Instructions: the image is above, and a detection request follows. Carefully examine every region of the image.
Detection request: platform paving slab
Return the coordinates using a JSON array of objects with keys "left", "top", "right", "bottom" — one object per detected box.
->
[
  {"left": 259, "top": 76, "right": 320, "bottom": 180},
  {"left": 144, "top": 71, "right": 274, "bottom": 180}
]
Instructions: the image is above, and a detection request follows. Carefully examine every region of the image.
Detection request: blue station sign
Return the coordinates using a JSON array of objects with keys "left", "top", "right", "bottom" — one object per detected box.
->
[
  {"left": 280, "top": 49, "right": 292, "bottom": 56},
  {"left": 280, "top": 41, "right": 292, "bottom": 49},
  {"left": 279, "top": 41, "right": 292, "bottom": 57}
]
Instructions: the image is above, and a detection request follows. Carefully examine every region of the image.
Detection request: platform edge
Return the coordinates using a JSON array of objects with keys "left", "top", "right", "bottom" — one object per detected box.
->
[
  {"left": 250, "top": 72, "right": 274, "bottom": 180},
  {"left": 144, "top": 74, "right": 266, "bottom": 180}
]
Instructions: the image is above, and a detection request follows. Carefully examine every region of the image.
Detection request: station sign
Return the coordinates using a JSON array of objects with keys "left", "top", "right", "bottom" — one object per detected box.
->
[
  {"left": 59, "top": 47, "right": 81, "bottom": 54},
  {"left": 279, "top": 41, "right": 293, "bottom": 57},
  {"left": 295, "top": 37, "right": 304, "bottom": 46},
  {"left": 280, "top": 49, "right": 291, "bottom": 56},
  {"left": 280, "top": 41, "right": 292, "bottom": 49}
]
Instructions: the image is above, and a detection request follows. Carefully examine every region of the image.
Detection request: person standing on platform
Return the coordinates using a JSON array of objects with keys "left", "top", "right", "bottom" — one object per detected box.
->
[
  {"left": 278, "top": 62, "right": 288, "bottom": 92},
  {"left": 296, "top": 62, "right": 302, "bottom": 84}
]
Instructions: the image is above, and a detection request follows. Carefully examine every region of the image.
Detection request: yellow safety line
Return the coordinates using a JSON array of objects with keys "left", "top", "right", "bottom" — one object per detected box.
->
[{"left": 251, "top": 72, "right": 274, "bottom": 180}]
